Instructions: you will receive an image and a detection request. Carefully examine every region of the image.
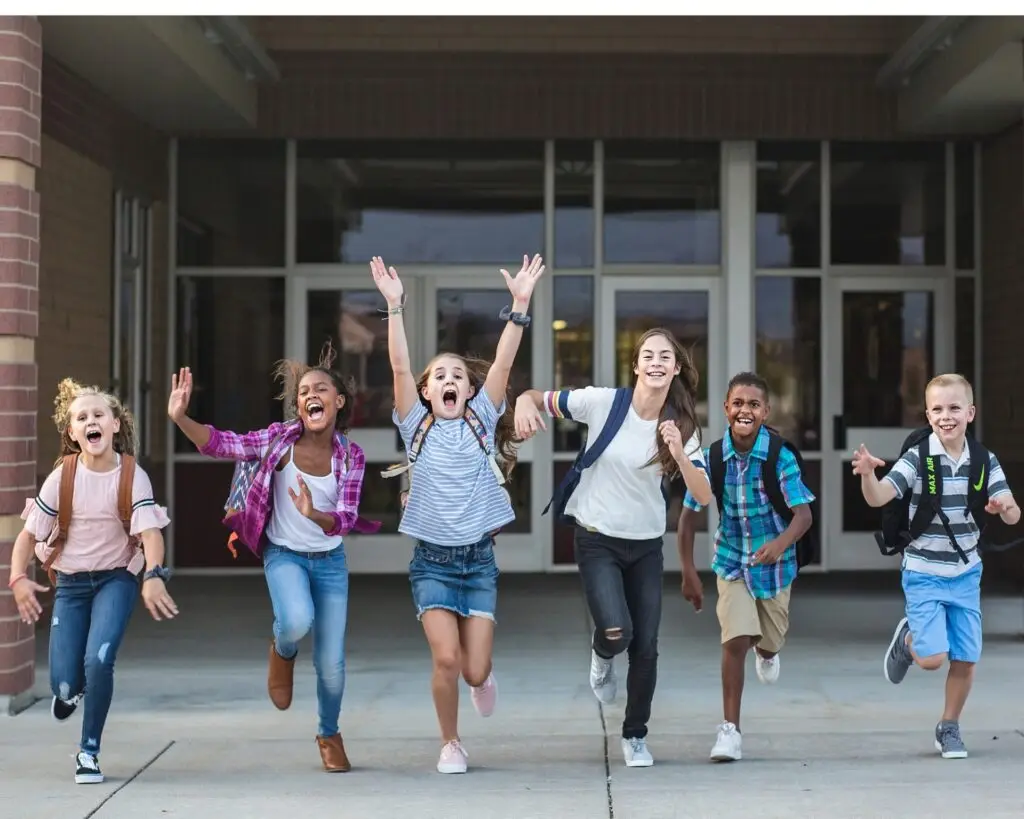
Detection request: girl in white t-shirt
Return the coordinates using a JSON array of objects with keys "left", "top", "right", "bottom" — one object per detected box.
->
[
  {"left": 7, "top": 379, "right": 175, "bottom": 786},
  {"left": 514, "top": 328, "right": 712, "bottom": 769}
]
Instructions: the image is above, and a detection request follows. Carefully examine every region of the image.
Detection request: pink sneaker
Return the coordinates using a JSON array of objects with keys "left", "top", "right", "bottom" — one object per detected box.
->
[
  {"left": 470, "top": 672, "right": 498, "bottom": 718},
  {"left": 437, "top": 739, "right": 468, "bottom": 774}
]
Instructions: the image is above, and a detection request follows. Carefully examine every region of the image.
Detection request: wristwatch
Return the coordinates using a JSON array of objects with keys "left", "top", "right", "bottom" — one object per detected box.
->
[
  {"left": 498, "top": 305, "right": 531, "bottom": 327},
  {"left": 143, "top": 565, "right": 172, "bottom": 583}
]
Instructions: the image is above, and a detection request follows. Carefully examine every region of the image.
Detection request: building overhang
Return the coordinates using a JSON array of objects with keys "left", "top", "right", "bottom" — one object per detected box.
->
[
  {"left": 878, "top": 16, "right": 1024, "bottom": 136},
  {"left": 41, "top": 16, "right": 278, "bottom": 134}
]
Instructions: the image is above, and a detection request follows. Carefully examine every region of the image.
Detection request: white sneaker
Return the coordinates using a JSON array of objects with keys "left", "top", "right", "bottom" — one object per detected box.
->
[
  {"left": 710, "top": 722, "right": 742, "bottom": 762},
  {"left": 589, "top": 650, "right": 617, "bottom": 704},
  {"left": 755, "top": 652, "right": 780, "bottom": 685},
  {"left": 622, "top": 737, "right": 654, "bottom": 767},
  {"left": 436, "top": 740, "right": 468, "bottom": 774}
]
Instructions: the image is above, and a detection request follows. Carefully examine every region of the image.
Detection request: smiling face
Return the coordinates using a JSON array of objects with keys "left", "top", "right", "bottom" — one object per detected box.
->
[
  {"left": 925, "top": 382, "right": 975, "bottom": 447},
  {"left": 67, "top": 394, "right": 119, "bottom": 458},
  {"left": 297, "top": 369, "right": 344, "bottom": 433},
  {"left": 421, "top": 354, "right": 474, "bottom": 420},
  {"left": 632, "top": 334, "right": 681, "bottom": 393},
  {"left": 725, "top": 383, "right": 769, "bottom": 448}
]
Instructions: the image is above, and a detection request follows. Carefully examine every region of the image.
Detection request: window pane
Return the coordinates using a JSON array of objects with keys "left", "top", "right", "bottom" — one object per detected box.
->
[
  {"left": 175, "top": 277, "right": 285, "bottom": 452},
  {"left": 756, "top": 142, "right": 821, "bottom": 268},
  {"left": 555, "top": 141, "right": 594, "bottom": 268},
  {"left": 552, "top": 276, "right": 594, "bottom": 453},
  {"left": 296, "top": 141, "right": 544, "bottom": 265},
  {"left": 358, "top": 464, "right": 405, "bottom": 535},
  {"left": 830, "top": 142, "right": 945, "bottom": 266},
  {"left": 842, "top": 291, "right": 933, "bottom": 428},
  {"left": 955, "top": 277, "right": 976, "bottom": 388},
  {"left": 955, "top": 142, "right": 976, "bottom": 270},
  {"left": 306, "top": 289, "right": 394, "bottom": 429},
  {"left": 176, "top": 140, "right": 286, "bottom": 267},
  {"left": 755, "top": 277, "right": 822, "bottom": 451},
  {"left": 603, "top": 141, "right": 721, "bottom": 265}
]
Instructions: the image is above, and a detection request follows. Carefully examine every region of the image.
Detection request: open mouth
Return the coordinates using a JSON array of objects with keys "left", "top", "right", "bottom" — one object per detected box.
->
[
  {"left": 85, "top": 430, "right": 102, "bottom": 444},
  {"left": 734, "top": 417, "right": 755, "bottom": 430},
  {"left": 646, "top": 370, "right": 667, "bottom": 379},
  {"left": 305, "top": 400, "right": 325, "bottom": 422},
  {"left": 442, "top": 388, "right": 458, "bottom": 410},
  {"left": 938, "top": 422, "right": 957, "bottom": 432}
]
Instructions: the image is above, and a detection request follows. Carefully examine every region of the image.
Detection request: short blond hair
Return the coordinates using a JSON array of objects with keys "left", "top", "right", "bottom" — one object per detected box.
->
[{"left": 925, "top": 373, "right": 974, "bottom": 405}]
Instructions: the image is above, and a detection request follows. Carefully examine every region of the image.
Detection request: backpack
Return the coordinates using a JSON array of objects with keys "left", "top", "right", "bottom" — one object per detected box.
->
[
  {"left": 39, "top": 454, "right": 138, "bottom": 585},
  {"left": 543, "top": 387, "right": 634, "bottom": 526},
  {"left": 873, "top": 427, "right": 1023, "bottom": 563},
  {"left": 707, "top": 427, "right": 820, "bottom": 569},
  {"left": 222, "top": 431, "right": 285, "bottom": 558}
]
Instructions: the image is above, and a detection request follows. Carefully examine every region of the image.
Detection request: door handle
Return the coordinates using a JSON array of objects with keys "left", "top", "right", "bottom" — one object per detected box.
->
[{"left": 833, "top": 415, "right": 847, "bottom": 451}]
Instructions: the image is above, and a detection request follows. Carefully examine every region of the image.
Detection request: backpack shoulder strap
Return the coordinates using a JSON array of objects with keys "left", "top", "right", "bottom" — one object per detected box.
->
[
  {"left": 463, "top": 405, "right": 506, "bottom": 485},
  {"left": 761, "top": 432, "right": 792, "bottom": 522},
  {"left": 708, "top": 439, "right": 726, "bottom": 518},
  {"left": 965, "top": 438, "right": 989, "bottom": 509},
  {"left": 381, "top": 412, "right": 435, "bottom": 479},
  {"left": 579, "top": 388, "right": 632, "bottom": 470},
  {"left": 57, "top": 454, "right": 77, "bottom": 541},
  {"left": 118, "top": 455, "right": 136, "bottom": 536}
]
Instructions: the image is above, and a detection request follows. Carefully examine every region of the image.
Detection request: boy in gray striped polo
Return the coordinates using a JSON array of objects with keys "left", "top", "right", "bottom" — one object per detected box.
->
[{"left": 852, "top": 374, "right": 1020, "bottom": 759}]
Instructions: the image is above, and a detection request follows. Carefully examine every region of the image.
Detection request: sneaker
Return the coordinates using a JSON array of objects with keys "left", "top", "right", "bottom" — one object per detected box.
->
[
  {"left": 52, "top": 693, "right": 82, "bottom": 722},
  {"left": 710, "top": 722, "right": 743, "bottom": 762},
  {"left": 755, "top": 652, "right": 780, "bottom": 685},
  {"left": 436, "top": 739, "right": 469, "bottom": 774},
  {"left": 75, "top": 752, "right": 104, "bottom": 784},
  {"left": 621, "top": 737, "right": 654, "bottom": 767},
  {"left": 934, "top": 720, "right": 968, "bottom": 759},
  {"left": 470, "top": 672, "right": 498, "bottom": 718},
  {"left": 883, "top": 617, "right": 913, "bottom": 685},
  {"left": 589, "top": 649, "right": 617, "bottom": 704}
]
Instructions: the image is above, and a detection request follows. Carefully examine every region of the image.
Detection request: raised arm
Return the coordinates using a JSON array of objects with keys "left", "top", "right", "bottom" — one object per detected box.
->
[
  {"left": 484, "top": 254, "right": 545, "bottom": 408},
  {"left": 371, "top": 257, "right": 419, "bottom": 422}
]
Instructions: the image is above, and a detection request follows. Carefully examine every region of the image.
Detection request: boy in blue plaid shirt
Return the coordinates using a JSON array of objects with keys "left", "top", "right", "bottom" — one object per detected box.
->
[{"left": 678, "top": 372, "right": 814, "bottom": 763}]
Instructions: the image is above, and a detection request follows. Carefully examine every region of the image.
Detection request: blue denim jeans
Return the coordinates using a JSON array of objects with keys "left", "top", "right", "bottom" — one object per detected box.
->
[
  {"left": 262, "top": 543, "right": 349, "bottom": 738},
  {"left": 49, "top": 568, "right": 139, "bottom": 756}
]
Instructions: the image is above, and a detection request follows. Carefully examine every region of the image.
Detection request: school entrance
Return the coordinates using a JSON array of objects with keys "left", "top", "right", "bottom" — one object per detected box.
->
[{"left": 168, "top": 140, "right": 978, "bottom": 575}]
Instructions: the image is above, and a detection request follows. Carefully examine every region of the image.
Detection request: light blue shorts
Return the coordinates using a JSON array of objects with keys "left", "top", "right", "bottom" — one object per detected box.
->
[
  {"left": 409, "top": 535, "right": 499, "bottom": 622},
  {"left": 902, "top": 562, "right": 983, "bottom": 663}
]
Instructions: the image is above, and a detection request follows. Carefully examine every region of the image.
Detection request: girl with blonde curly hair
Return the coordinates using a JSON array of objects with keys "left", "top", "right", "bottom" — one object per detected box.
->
[
  {"left": 168, "top": 344, "right": 379, "bottom": 773},
  {"left": 8, "top": 378, "right": 175, "bottom": 785}
]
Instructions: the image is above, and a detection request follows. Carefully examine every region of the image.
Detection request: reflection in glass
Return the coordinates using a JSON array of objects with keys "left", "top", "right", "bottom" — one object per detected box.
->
[
  {"left": 176, "top": 140, "right": 286, "bottom": 267},
  {"left": 756, "top": 142, "right": 821, "bottom": 268},
  {"left": 613, "top": 290, "right": 710, "bottom": 427},
  {"left": 552, "top": 276, "right": 594, "bottom": 452},
  {"left": 436, "top": 290, "right": 533, "bottom": 397},
  {"left": 555, "top": 141, "right": 594, "bottom": 268},
  {"left": 604, "top": 141, "right": 720, "bottom": 265},
  {"left": 955, "top": 141, "right": 976, "bottom": 270},
  {"left": 503, "top": 465, "right": 532, "bottom": 535},
  {"left": 306, "top": 290, "right": 394, "bottom": 429},
  {"left": 842, "top": 291, "right": 933, "bottom": 428},
  {"left": 755, "top": 277, "right": 822, "bottom": 451},
  {"left": 955, "top": 277, "right": 976, "bottom": 389},
  {"left": 175, "top": 277, "right": 286, "bottom": 451},
  {"left": 843, "top": 458, "right": 891, "bottom": 532},
  {"left": 358, "top": 463, "right": 404, "bottom": 534},
  {"left": 830, "top": 142, "right": 945, "bottom": 266},
  {"left": 296, "top": 141, "right": 544, "bottom": 265}
]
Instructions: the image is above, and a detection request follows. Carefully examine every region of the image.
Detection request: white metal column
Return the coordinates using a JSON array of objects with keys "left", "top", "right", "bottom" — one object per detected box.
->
[{"left": 721, "top": 141, "right": 755, "bottom": 381}]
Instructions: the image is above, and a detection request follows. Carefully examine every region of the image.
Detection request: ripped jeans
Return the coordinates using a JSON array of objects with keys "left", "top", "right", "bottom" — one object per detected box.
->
[{"left": 49, "top": 568, "right": 138, "bottom": 756}]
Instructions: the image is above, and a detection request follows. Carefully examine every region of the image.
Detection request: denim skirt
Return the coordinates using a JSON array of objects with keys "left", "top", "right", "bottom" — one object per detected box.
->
[{"left": 409, "top": 535, "right": 499, "bottom": 622}]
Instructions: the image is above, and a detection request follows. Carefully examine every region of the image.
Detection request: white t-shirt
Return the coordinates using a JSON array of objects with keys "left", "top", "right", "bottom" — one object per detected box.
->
[{"left": 544, "top": 386, "right": 705, "bottom": 540}]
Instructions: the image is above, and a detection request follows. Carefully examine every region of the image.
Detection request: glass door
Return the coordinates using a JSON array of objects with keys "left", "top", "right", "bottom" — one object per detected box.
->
[
  {"left": 424, "top": 276, "right": 544, "bottom": 571},
  {"left": 824, "top": 277, "right": 952, "bottom": 570},
  {"left": 598, "top": 276, "right": 724, "bottom": 571},
  {"left": 288, "top": 275, "right": 423, "bottom": 572}
]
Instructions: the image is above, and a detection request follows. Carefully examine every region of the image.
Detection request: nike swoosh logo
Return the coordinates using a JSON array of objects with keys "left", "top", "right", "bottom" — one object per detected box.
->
[{"left": 974, "top": 466, "right": 985, "bottom": 492}]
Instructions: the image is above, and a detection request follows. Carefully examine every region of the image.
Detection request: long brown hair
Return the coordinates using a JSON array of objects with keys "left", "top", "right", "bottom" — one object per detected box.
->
[
  {"left": 52, "top": 378, "right": 138, "bottom": 468},
  {"left": 273, "top": 340, "right": 355, "bottom": 434},
  {"left": 631, "top": 328, "right": 701, "bottom": 478},
  {"left": 416, "top": 353, "right": 520, "bottom": 481}
]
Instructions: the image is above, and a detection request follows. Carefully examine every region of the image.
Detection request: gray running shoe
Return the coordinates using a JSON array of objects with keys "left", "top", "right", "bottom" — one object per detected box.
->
[
  {"left": 883, "top": 617, "right": 913, "bottom": 684},
  {"left": 935, "top": 720, "right": 968, "bottom": 759}
]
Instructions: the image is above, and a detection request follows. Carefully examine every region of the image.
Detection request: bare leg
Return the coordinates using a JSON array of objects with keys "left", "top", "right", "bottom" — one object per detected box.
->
[
  {"left": 722, "top": 636, "right": 754, "bottom": 730},
  {"left": 421, "top": 610, "right": 462, "bottom": 741},
  {"left": 458, "top": 615, "right": 495, "bottom": 687},
  {"left": 942, "top": 661, "right": 974, "bottom": 722}
]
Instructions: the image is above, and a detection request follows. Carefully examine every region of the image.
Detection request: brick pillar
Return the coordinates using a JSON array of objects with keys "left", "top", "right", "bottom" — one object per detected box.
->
[{"left": 0, "top": 15, "right": 41, "bottom": 715}]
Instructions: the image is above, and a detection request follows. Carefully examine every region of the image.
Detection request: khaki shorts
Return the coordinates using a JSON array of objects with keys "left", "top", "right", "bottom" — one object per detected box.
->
[{"left": 715, "top": 576, "right": 791, "bottom": 654}]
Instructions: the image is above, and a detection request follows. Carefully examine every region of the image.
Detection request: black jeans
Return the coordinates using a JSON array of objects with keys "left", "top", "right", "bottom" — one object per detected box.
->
[{"left": 574, "top": 526, "right": 664, "bottom": 739}]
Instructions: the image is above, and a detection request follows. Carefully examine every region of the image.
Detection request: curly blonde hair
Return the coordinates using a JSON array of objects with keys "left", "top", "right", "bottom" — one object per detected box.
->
[
  {"left": 52, "top": 378, "right": 138, "bottom": 468},
  {"left": 273, "top": 339, "right": 356, "bottom": 433}
]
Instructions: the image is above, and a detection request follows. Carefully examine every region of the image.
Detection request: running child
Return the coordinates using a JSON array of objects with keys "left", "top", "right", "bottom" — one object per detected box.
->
[
  {"left": 514, "top": 328, "right": 712, "bottom": 768},
  {"left": 8, "top": 378, "right": 176, "bottom": 785},
  {"left": 853, "top": 373, "right": 1019, "bottom": 759},
  {"left": 677, "top": 372, "right": 814, "bottom": 763},
  {"left": 168, "top": 349, "right": 380, "bottom": 772},
  {"left": 371, "top": 253, "right": 543, "bottom": 775}
]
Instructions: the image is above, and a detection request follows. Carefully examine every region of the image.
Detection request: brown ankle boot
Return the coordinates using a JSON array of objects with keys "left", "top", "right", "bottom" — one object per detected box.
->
[
  {"left": 316, "top": 733, "right": 351, "bottom": 772},
  {"left": 267, "top": 640, "right": 295, "bottom": 711}
]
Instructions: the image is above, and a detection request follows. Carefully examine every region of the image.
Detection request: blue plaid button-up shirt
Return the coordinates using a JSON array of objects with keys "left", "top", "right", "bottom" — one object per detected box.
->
[{"left": 683, "top": 425, "right": 815, "bottom": 600}]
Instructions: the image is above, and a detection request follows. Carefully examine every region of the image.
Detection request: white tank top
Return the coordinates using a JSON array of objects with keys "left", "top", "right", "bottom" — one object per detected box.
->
[{"left": 265, "top": 447, "right": 343, "bottom": 553}]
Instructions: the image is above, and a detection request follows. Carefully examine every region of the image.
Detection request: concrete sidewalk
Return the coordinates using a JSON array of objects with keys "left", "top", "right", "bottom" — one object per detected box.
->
[{"left": 3, "top": 574, "right": 1024, "bottom": 819}]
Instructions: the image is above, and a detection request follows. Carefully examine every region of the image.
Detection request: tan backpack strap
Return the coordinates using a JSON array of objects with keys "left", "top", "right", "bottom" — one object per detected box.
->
[
  {"left": 42, "top": 455, "right": 78, "bottom": 574},
  {"left": 118, "top": 455, "right": 136, "bottom": 536}
]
